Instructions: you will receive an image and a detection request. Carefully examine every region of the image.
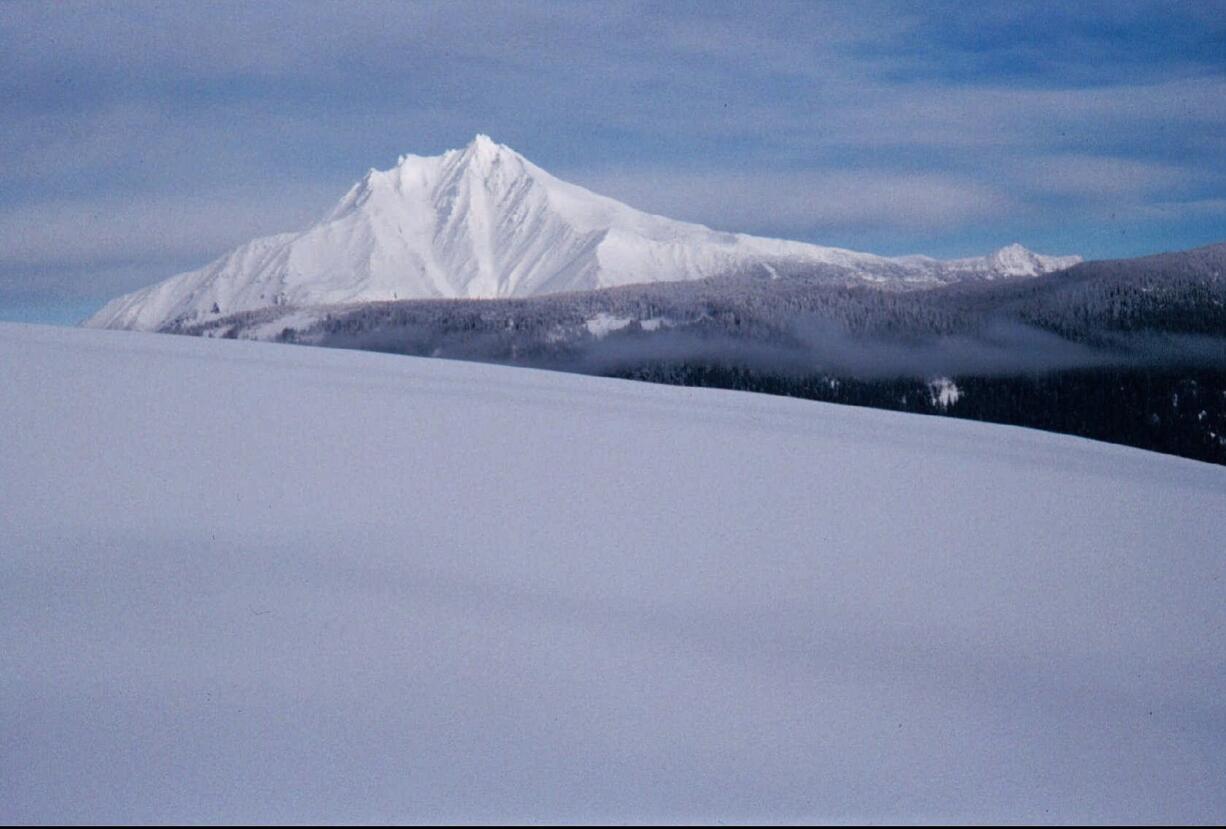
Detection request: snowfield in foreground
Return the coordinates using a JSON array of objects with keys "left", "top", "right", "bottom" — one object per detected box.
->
[{"left": 2, "top": 323, "right": 1224, "bottom": 823}]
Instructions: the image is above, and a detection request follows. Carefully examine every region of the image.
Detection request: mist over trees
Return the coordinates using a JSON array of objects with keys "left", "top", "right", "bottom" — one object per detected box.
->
[{"left": 172, "top": 243, "right": 1226, "bottom": 464}]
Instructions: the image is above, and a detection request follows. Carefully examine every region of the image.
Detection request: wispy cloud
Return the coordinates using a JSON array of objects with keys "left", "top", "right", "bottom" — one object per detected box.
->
[
  {"left": 1018, "top": 155, "right": 1198, "bottom": 199},
  {"left": 0, "top": 1, "right": 1223, "bottom": 316},
  {"left": 569, "top": 168, "right": 1013, "bottom": 239},
  {"left": 0, "top": 183, "right": 340, "bottom": 270}
]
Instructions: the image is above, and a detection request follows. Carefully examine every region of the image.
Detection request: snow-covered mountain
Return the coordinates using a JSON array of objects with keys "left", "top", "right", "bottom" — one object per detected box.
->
[
  {"left": 900, "top": 242, "right": 1082, "bottom": 279},
  {"left": 85, "top": 135, "right": 1080, "bottom": 331}
]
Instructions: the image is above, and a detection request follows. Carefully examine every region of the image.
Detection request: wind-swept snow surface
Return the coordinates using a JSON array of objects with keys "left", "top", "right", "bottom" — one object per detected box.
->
[
  {"left": 84, "top": 135, "right": 1080, "bottom": 331},
  {"left": 2, "top": 323, "right": 1224, "bottom": 823}
]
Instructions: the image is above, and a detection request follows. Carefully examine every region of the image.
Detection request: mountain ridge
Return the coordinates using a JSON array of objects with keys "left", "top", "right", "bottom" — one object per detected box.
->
[{"left": 85, "top": 135, "right": 1080, "bottom": 331}]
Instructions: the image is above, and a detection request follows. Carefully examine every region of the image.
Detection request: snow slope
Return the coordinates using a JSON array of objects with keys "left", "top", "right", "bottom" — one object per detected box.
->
[
  {"left": 84, "top": 135, "right": 1080, "bottom": 331},
  {"left": 2, "top": 323, "right": 1224, "bottom": 823}
]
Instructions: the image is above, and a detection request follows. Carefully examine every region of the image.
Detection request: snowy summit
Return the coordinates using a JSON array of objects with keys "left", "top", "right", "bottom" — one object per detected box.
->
[{"left": 85, "top": 135, "right": 1080, "bottom": 331}]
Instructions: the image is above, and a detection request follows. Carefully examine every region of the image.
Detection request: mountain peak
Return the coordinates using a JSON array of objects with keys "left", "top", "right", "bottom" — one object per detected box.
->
[
  {"left": 454, "top": 133, "right": 522, "bottom": 168},
  {"left": 467, "top": 133, "right": 499, "bottom": 154},
  {"left": 83, "top": 139, "right": 1084, "bottom": 332},
  {"left": 389, "top": 135, "right": 518, "bottom": 172},
  {"left": 987, "top": 243, "right": 1081, "bottom": 277}
]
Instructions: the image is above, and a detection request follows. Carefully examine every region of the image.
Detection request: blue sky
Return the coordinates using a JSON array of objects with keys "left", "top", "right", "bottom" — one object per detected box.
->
[{"left": 2, "top": 1, "right": 1224, "bottom": 323}]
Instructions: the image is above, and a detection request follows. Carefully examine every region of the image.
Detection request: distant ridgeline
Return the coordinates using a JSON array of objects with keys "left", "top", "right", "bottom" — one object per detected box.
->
[{"left": 175, "top": 243, "right": 1226, "bottom": 466}]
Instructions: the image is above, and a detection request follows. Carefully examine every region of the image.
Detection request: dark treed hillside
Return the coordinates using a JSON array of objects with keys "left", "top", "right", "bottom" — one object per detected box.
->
[{"left": 173, "top": 243, "right": 1226, "bottom": 465}]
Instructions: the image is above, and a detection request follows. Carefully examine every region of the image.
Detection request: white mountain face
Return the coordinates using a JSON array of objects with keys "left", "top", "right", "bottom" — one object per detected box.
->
[
  {"left": 85, "top": 135, "right": 1081, "bottom": 331},
  {"left": 949, "top": 242, "right": 1083, "bottom": 278}
]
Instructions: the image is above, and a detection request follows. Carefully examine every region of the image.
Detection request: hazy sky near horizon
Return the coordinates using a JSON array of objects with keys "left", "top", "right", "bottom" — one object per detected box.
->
[{"left": 2, "top": 1, "right": 1224, "bottom": 322}]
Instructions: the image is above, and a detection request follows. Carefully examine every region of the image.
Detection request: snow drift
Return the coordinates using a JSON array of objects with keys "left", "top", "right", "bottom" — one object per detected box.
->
[
  {"left": 84, "top": 135, "right": 1080, "bottom": 331},
  {"left": 2, "top": 323, "right": 1223, "bottom": 823}
]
